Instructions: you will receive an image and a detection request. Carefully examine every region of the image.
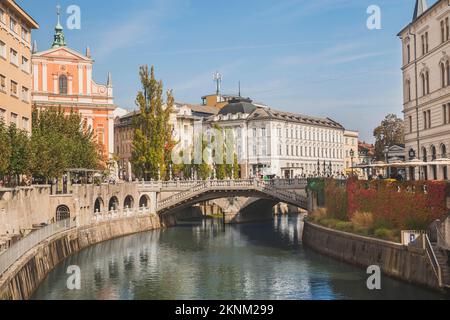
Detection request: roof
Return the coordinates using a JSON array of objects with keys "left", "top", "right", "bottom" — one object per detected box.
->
[
  {"left": 413, "top": 0, "right": 428, "bottom": 21},
  {"left": 7, "top": 0, "right": 39, "bottom": 29},
  {"left": 247, "top": 107, "right": 345, "bottom": 129},
  {"left": 218, "top": 98, "right": 258, "bottom": 115},
  {"left": 182, "top": 103, "right": 218, "bottom": 116},
  {"left": 398, "top": 0, "right": 441, "bottom": 36}
]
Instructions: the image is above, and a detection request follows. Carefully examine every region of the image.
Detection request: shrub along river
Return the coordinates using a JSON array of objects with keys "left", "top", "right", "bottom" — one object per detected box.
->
[{"left": 32, "top": 214, "right": 447, "bottom": 300}]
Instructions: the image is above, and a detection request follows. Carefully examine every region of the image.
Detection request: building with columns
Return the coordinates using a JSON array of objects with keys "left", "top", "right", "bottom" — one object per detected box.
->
[
  {"left": 31, "top": 8, "right": 116, "bottom": 158},
  {"left": 399, "top": 0, "right": 450, "bottom": 180},
  {"left": 0, "top": 0, "right": 39, "bottom": 132}
]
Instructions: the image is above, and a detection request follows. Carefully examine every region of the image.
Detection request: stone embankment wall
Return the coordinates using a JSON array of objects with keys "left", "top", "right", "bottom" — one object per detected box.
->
[
  {"left": 302, "top": 221, "right": 441, "bottom": 290},
  {"left": 0, "top": 214, "right": 175, "bottom": 300}
]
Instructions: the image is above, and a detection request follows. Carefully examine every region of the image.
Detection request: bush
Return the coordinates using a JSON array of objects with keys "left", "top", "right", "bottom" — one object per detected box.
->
[
  {"left": 373, "top": 228, "right": 398, "bottom": 242},
  {"left": 335, "top": 221, "right": 354, "bottom": 232},
  {"left": 351, "top": 211, "right": 374, "bottom": 231},
  {"left": 309, "top": 208, "right": 328, "bottom": 223}
]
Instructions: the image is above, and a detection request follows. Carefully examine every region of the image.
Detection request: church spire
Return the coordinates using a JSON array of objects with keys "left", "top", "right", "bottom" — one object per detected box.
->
[
  {"left": 52, "top": 4, "right": 66, "bottom": 48},
  {"left": 413, "top": 0, "right": 428, "bottom": 21}
]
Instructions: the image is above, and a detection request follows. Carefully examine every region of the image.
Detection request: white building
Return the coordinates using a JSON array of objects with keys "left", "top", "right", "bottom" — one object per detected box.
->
[{"left": 205, "top": 98, "right": 346, "bottom": 178}]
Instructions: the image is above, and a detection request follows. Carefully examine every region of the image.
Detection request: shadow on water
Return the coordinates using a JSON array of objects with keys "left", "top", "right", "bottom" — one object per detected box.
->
[{"left": 31, "top": 214, "right": 449, "bottom": 300}]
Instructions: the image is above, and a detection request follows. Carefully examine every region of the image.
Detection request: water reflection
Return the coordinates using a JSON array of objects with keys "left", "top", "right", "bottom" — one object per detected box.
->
[{"left": 32, "top": 215, "right": 447, "bottom": 300}]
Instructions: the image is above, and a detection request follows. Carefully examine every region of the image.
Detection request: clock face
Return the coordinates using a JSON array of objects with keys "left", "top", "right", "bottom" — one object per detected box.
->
[{"left": 100, "top": 87, "right": 106, "bottom": 94}]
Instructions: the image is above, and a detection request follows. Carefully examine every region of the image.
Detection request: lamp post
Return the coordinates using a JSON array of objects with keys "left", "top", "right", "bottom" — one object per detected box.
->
[
  {"left": 408, "top": 149, "right": 416, "bottom": 181},
  {"left": 350, "top": 149, "right": 355, "bottom": 176},
  {"left": 384, "top": 145, "right": 390, "bottom": 179}
]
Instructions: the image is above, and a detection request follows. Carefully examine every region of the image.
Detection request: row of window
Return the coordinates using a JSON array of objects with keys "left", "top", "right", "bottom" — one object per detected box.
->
[
  {"left": 0, "top": 73, "right": 29, "bottom": 102},
  {"left": 0, "top": 108, "right": 29, "bottom": 131},
  {"left": 0, "top": 6, "right": 31, "bottom": 43},
  {"left": 408, "top": 103, "right": 450, "bottom": 133},
  {"left": 0, "top": 40, "right": 30, "bottom": 73},
  {"left": 284, "top": 163, "right": 344, "bottom": 174},
  {"left": 276, "top": 144, "right": 343, "bottom": 159},
  {"left": 405, "top": 17, "right": 449, "bottom": 64}
]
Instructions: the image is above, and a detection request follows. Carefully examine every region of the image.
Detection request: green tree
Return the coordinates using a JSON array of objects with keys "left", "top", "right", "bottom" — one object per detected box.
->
[
  {"left": 30, "top": 107, "right": 101, "bottom": 182},
  {"left": 373, "top": 114, "right": 404, "bottom": 160},
  {"left": 0, "top": 121, "right": 11, "bottom": 179},
  {"left": 7, "top": 124, "right": 31, "bottom": 184},
  {"left": 132, "top": 66, "right": 176, "bottom": 180}
]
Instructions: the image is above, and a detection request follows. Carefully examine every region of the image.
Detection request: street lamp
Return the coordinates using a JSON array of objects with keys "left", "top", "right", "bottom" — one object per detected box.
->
[
  {"left": 350, "top": 149, "right": 355, "bottom": 176},
  {"left": 384, "top": 145, "right": 390, "bottom": 179}
]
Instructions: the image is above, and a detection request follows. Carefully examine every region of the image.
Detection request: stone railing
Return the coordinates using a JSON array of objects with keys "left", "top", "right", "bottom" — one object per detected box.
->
[
  {"left": 140, "top": 178, "right": 308, "bottom": 191},
  {"left": 156, "top": 179, "right": 307, "bottom": 213},
  {"left": 0, "top": 219, "right": 77, "bottom": 276},
  {"left": 91, "top": 206, "right": 152, "bottom": 224}
]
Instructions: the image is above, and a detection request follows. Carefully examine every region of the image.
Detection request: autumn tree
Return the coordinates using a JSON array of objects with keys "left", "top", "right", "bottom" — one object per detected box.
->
[
  {"left": 373, "top": 114, "right": 404, "bottom": 160},
  {"left": 132, "top": 66, "right": 176, "bottom": 180}
]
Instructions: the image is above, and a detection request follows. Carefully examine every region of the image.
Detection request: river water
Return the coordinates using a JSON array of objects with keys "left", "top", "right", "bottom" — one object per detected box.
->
[{"left": 32, "top": 215, "right": 447, "bottom": 300}]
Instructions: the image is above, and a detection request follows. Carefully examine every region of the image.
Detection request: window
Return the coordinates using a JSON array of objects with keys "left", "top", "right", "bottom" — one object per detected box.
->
[
  {"left": 10, "top": 113, "right": 18, "bottom": 126},
  {"left": 428, "top": 110, "right": 431, "bottom": 128},
  {"left": 421, "top": 34, "right": 425, "bottom": 55},
  {"left": 277, "top": 127, "right": 281, "bottom": 137},
  {"left": 22, "top": 117, "right": 29, "bottom": 131},
  {"left": 10, "top": 18, "right": 17, "bottom": 33},
  {"left": 21, "top": 28, "right": 29, "bottom": 43},
  {"left": 261, "top": 127, "right": 266, "bottom": 137},
  {"left": 21, "top": 86, "right": 28, "bottom": 102},
  {"left": 0, "top": 8, "right": 5, "bottom": 24},
  {"left": 0, "top": 108, "right": 5, "bottom": 123},
  {"left": 407, "top": 44, "right": 410, "bottom": 63},
  {"left": 0, "top": 74, "right": 5, "bottom": 92},
  {"left": 446, "top": 17, "right": 449, "bottom": 41},
  {"left": 59, "top": 75, "right": 68, "bottom": 94},
  {"left": 252, "top": 128, "right": 257, "bottom": 137},
  {"left": 441, "top": 63, "right": 446, "bottom": 88},
  {"left": 10, "top": 80, "right": 17, "bottom": 96},
  {"left": 441, "top": 20, "right": 445, "bottom": 43},
  {"left": 425, "top": 32, "right": 429, "bottom": 53},
  {"left": 10, "top": 49, "right": 18, "bottom": 65},
  {"left": 278, "top": 144, "right": 282, "bottom": 156},
  {"left": 426, "top": 71, "right": 430, "bottom": 94},
  {"left": 444, "top": 105, "right": 447, "bottom": 125},
  {"left": 96, "top": 128, "right": 105, "bottom": 145},
  {"left": 0, "top": 41, "right": 5, "bottom": 59},
  {"left": 409, "top": 115, "right": 413, "bottom": 133},
  {"left": 21, "top": 56, "right": 29, "bottom": 73}
]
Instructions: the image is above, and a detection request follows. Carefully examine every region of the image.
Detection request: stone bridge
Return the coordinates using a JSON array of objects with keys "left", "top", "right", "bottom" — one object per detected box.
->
[{"left": 156, "top": 179, "right": 308, "bottom": 223}]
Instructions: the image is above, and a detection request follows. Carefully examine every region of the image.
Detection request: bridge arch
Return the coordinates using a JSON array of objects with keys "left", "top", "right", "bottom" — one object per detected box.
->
[
  {"left": 108, "top": 196, "right": 120, "bottom": 211},
  {"left": 157, "top": 180, "right": 307, "bottom": 215},
  {"left": 56, "top": 205, "right": 70, "bottom": 221},
  {"left": 94, "top": 197, "right": 104, "bottom": 213},
  {"left": 139, "top": 194, "right": 150, "bottom": 208},
  {"left": 124, "top": 195, "right": 135, "bottom": 209}
]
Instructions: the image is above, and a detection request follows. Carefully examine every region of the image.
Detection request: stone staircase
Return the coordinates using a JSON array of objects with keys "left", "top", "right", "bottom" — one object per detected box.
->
[{"left": 431, "top": 243, "right": 450, "bottom": 289}]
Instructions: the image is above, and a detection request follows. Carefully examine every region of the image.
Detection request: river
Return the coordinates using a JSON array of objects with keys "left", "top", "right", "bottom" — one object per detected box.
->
[{"left": 32, "top": 214, "right": 447, "bottom": 300}]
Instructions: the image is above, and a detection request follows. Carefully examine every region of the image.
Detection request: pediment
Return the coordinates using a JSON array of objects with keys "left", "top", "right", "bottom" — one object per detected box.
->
[{"left": 34, "top": 47, "right": 91, "bottom": 62}]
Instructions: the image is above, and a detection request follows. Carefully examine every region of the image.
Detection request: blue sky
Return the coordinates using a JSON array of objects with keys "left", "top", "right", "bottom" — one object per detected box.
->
[{"left": 17, "top": 0, "right": 430, "bottom": 142}]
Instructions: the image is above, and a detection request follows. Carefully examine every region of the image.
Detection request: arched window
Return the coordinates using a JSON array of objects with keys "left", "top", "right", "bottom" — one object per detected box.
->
[
  {"left": 446, "top": 60, "right": 450, "bottom": 86},
  {"left": 94, "top": 197, "right": 104, "bottom": 213},
  {"left": 431, "top": 145, "right": 437, "bottom": 160},
  {"left": 441, "top": 63, "right": 446, "bottom": 88},
  {"left": 139, "top": 195, "right": 150, "bottom": 208},
  {"left": 56, "top": 205, "right": 70, "bottom": 221},
  {"left": 422, "top": 147, "right": 428, "bottom": 162},
  {"left": 124, "top": 195, "right": 134, "bottom": 209},
  {"left": 426, "top": 71, "right": 430, "bottom": 94},
  {"left": 59, "top": 75, "right": 68, "bottom": 95},
  {"left": 421, "top": 73, "right": 426, "bottom": 96},
  {"left": 108, "top": 196, "right": 119, "bottom": 211},
  {"left": 441, "top": 144, "right": 447, "bottom": 158}
]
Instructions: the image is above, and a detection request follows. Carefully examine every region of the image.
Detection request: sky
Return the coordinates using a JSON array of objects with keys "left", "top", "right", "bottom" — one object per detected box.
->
[{"left": 17, "top": 0, "right": 432, "bottom": 142}]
